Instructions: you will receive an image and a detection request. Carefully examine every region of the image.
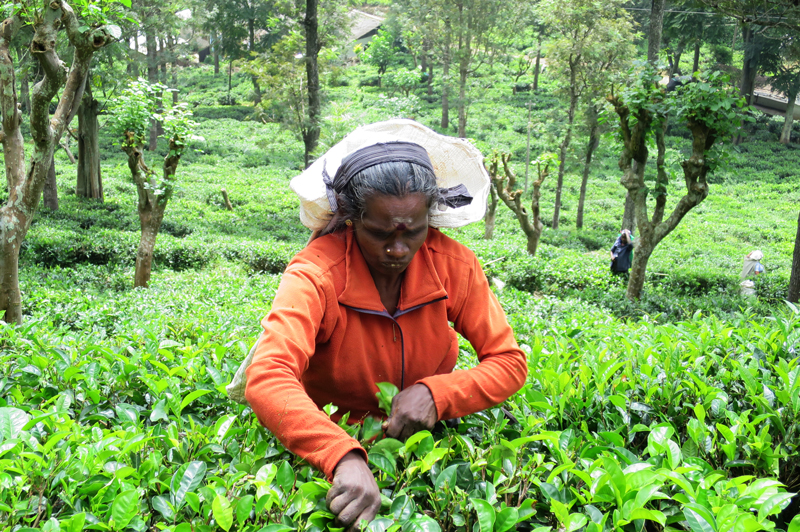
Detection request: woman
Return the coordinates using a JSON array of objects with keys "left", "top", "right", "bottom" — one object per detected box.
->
[
  {"left": 244, "top": 130, "right": 527, "bottom": 529},
  {"left": 741, "top": 250, "right": 765, "bottom": 281},
  {"left": 610, "top": 229, "right": 634, "bottom": 278}
]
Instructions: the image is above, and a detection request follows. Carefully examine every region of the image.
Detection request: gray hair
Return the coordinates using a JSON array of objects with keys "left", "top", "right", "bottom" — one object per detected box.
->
[{"left": 337, "top": 161, "right": 441, "bottom": 223}]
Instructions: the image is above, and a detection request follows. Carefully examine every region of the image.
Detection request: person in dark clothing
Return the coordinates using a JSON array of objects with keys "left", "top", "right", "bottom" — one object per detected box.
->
[{"left": 610, "top": 229, "right": 634, "bottom": 280}]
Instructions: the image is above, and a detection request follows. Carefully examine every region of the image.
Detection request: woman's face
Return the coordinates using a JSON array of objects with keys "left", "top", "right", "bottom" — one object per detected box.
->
[{"left": 354, "top": 192, "right": 429, "bottom": 279}]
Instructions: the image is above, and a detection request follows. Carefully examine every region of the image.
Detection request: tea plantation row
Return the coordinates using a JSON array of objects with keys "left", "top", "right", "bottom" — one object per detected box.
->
[{"left": 2, "top": 272, "right": 800, "bottom": 532}]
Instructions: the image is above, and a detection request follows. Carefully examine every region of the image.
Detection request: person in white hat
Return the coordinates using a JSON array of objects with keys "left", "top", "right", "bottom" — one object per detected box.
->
[
  {"left": 240, "top": 120, "right": 527, "bottom": 529},
  {"left": 741, "top": 250, "right": 765, "bottom": 281}
]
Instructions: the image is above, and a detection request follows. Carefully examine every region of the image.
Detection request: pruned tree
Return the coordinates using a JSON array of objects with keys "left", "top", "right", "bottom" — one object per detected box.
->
[
  {"left": 536, "top": 0, "right": 637, "bottom": 230},
  {"left": 0, "top": 0, "right": 117, "bottom": 324},
  {"left": 608, "top": 66, "right": 747, "bottom": 299},
  {"left": 487, "top": 152, "right": 557, "bottom": 256},
  {"left": 108, "top": 79, "right": 197, "bottom": 288},
  {"left": 621, "top": 0, "right": 666, "bottom": 233}
]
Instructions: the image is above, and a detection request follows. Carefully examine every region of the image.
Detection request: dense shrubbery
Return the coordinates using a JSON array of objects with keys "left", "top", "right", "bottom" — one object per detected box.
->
[
  {"left": 2, "top": 61, "right": 799, "bottom": 532},
  {"left": 3, "top": 278, "right": 800, "bottom": 531}
]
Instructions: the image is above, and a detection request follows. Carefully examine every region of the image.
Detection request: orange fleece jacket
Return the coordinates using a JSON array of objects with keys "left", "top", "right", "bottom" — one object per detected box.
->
[{"left": 244, "top": 227, "right": 527, "bottom": 480}]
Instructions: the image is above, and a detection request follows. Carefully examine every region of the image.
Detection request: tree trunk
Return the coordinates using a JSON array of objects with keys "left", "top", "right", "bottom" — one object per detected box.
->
[
  {"left": 622, "top": 191, "right": 636, "bottom": 232},
  {"left": 213, "top": 32, "right": 220, "bottom": 75},
  {"left": 441, "top": 19, "right": 451, "bottom": 130},
  {"left": 59, "top": 142, "right": 75, "bottom": 164},
  {"left": 484, "top": 183, "right": 497, "bottom": 240},
  {"left": 172, "top": 64, "right": 178, "bottom": 105},
  {"left": 422, "top": 39, "right": 433, "bottom": 97},
  {"left": 248, "top": 17, "right": 256, "bottom": 52},
  {"left": 128, "top": 36, "right": 137, "bottom": 77},
  {"left": 740, "top": 25, "right": 759, "bottom": 102},
  {"left": 19, "top": 68, "right": 30, "bottom": 114},
  {"left": 146, "top": 30, "right": 158, "bottom": 151},
  {"left": 160, "top": 48, "right": 167, "bottom": 82},
  {"left": 0, "top": 4, "right": 113, "bottom": 323},
  {"left": 42, "top": 154, "right": 58, "bottom": 210},
  {"left": 781, "top": 88, "right": 798, "bottom": 145},
  {"left": 457, "top": 60, "right": 468, "bottom": 137},
  {"left": 626, "top": 240, "right": 654, "bottom": 300},
  {"left": 670, "top": 50, "right": 683, "bottom": 76},
  {"left": 533, "top": 46, "right": 541, "bottom": 91},
  {"left": 135, "top": 205, "right": 165, "bottom": 288},
  {"left": 576, "top": 106, "right": 600, "bottom": 230},
  {"left": 693, "top": 40, "right": 701, "bottom": 73},
  {"left": 553, "top": 84, "right": 578, "bottom": 230},
  {"left": 789, "top": 211, "right": 800, "bottom": 303},
  {"left": 0, "top": 236, "right": 22, "bottom": 324},
  {"left": 251, "top": 74, "right": 262, "bottom": 105},
  {"left": 77, "top": 83, "right": 103, "bottom": 200},
  {"left": 303, "top": 0, "right": 321, "bottom": 168},
  {"left": 648, "top": 0, "right": 666, "bottom": 62}
]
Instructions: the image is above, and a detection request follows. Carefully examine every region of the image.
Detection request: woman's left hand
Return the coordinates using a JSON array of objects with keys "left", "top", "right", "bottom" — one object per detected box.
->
[{"left": 385, "top": 384, "right": 438, "bottom": 441}]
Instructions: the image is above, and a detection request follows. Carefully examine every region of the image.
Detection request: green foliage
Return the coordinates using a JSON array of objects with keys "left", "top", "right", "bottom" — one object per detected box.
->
[
  {"left": 3, "top": 280, "right": 800, "bottom": 530},
  {"left": 160, "top": 103, "right": 199, "bottom": 150},
  {"left": 107, "top": 78, "right": 169, "bottom": 145},
  {"left": 385, "top": 67, "right": 422, "bottom": 97},
  {"left": 673, "top": 71, "right": 748, "bottom": 137},
  {"left": 358, "top": 29, "right": 397, "bottom": 78},
  {"left": 4, "top": 60, "right": 800, "bottom": 532}
]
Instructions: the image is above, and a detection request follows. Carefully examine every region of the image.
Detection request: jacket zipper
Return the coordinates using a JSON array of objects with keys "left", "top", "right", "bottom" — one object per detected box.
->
[{"left": 342, "top": 296, "right": 448, "bottom": 390}]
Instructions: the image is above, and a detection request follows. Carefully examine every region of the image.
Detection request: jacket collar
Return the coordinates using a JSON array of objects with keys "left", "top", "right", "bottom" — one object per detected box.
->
[{"left": 338, "top": 228, "right": 448, "bottom": 314}]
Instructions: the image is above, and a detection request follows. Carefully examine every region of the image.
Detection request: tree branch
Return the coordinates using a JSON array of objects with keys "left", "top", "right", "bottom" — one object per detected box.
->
[
  {"left": 0, "top": 15, "right": 24, "bottom": 191},
  {"left": 30, "top": 2, "right": 67, "bottom": 147},
  {"left": 652, "top": 120, "right": 669, "bottom": 226},
  {"left": 489, "top": 152, "right": 544, "bottom": 255},
  {"left": 52, "top": 1, "right": 115, "bottom": 138}
]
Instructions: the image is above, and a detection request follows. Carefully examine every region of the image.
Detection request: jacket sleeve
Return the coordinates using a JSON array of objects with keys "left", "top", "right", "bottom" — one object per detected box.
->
[
  {"left": 417, "top": 254, "right": 528, "bottom": 420},
  {"left": 244, "top": 267, "right": 366, "bottom": 480}
]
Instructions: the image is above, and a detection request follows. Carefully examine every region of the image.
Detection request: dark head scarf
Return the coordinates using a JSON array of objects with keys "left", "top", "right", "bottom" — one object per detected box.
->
[{"left": 322, "top": 141, "right": 472, "bottom": 212}]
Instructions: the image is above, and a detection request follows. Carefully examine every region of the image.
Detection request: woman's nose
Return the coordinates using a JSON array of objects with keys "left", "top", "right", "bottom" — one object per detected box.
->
[{"left": 385, "top": 240, "right": 408, "bottom": 258}]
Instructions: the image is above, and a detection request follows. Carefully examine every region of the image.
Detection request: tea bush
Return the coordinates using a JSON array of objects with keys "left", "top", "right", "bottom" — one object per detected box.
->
[
  {"left": 2, "top": 63, "right": 799, "bottom": 532},
  {"left": 3, "top": 276, "right": 800, "bottom": 531}
]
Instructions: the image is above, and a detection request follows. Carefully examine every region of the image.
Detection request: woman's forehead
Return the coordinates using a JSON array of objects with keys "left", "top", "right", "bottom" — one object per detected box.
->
[{"left": 362, "top": 193, "right": 428, "bottom": 226}]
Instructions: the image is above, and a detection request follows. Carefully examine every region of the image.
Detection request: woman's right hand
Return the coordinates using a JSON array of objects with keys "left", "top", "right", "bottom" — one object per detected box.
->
[{"left": 326, "top": 451, "right": 381, "bottom": 531}]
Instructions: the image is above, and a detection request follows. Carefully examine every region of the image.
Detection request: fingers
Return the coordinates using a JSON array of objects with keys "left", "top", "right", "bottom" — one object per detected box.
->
[
  {"left": 384, "top": 384, "right": 438, "bottom": 441},
  {"left": 326, "top": 479, "right": 344, "bottom": 504},
  {"left": 327, "top": 489, "right": 350, "bottom": 516},
  {"left": 337, "top": 493, "right": 380, "bottom": 529},
  {"left": 346, "top": 498, "right": 381, "bottom": 532},
  {"left": 384, "top": 414, "right": 404, "bottom": 439},
  {"left": 328, "top": 452, "right": 380, "bottom": 530}
]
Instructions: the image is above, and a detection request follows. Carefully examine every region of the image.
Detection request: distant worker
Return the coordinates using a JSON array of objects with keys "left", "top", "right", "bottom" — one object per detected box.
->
[
  {"left": 610, "top": 229, "right": 634, "bottom": 279},
  {"left": 740, "top": 250, "right": 765, "bottom": 281},
  {"left": 740, "top": 250, "right": 765, "bottom": 297}
]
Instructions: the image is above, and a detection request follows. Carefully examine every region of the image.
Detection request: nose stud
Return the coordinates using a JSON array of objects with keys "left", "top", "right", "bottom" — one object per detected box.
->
[{"left": 385, "top": 248, "right": 391, "bottom": 253}]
